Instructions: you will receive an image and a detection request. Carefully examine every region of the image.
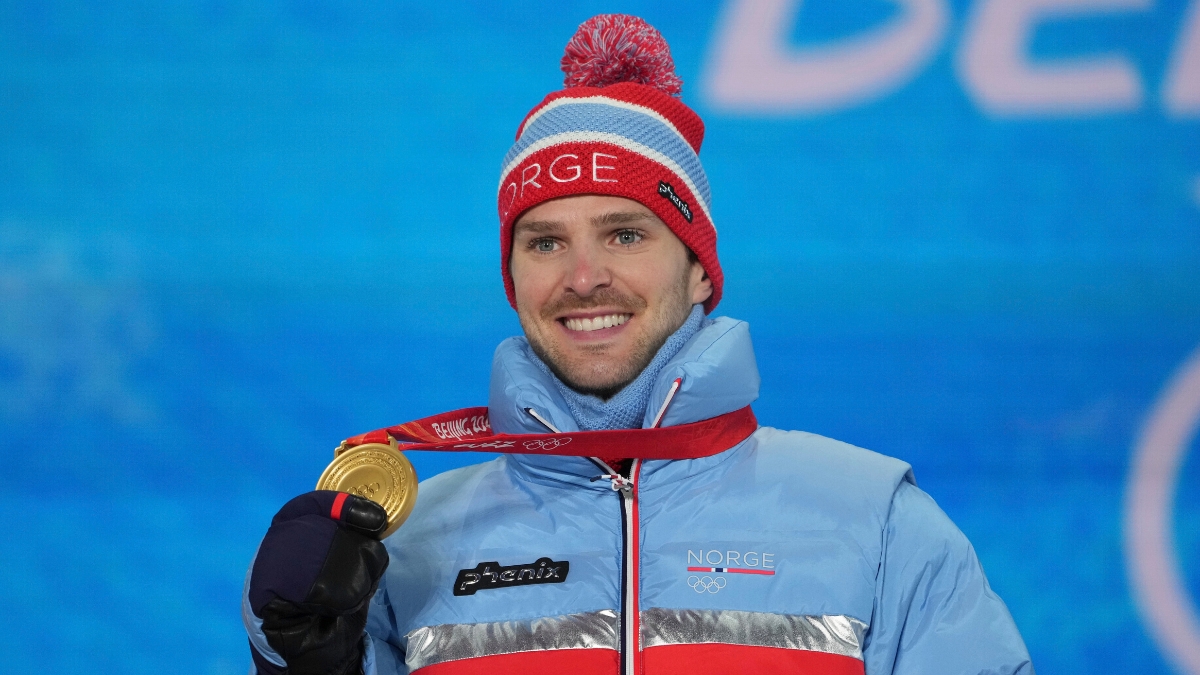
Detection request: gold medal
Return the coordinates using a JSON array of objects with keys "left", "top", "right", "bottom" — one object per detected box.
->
[{"left": 316, "top": 443, "right": 418, "bottom": 539}]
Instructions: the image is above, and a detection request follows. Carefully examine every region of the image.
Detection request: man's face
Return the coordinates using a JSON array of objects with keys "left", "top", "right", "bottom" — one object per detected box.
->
[{"left": 510, "top": 194, "right": 713, "bottom": 399}]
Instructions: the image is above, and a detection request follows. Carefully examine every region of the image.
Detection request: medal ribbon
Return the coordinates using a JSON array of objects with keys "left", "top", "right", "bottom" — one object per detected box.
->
[{"left": 338, "top": 406, "right": 757, "bottom": 460}]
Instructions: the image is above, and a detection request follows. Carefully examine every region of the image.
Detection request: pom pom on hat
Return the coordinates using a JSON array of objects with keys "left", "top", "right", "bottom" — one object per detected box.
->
[{"left": 561, "top": 14, "right": 683, "bottom": 96}]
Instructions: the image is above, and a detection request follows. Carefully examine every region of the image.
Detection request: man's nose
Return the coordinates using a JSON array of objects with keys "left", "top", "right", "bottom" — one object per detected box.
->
[{"left": 563, "top": 244, "right": 612, "bottom": 297}]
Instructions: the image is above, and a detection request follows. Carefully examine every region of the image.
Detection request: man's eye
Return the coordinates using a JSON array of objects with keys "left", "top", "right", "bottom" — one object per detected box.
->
[
  {"left": 616, "top": 230, "right": 642, "bottom": 245},
  {"left": 534, "top": 239, "right": 557, "bottom": 252}
]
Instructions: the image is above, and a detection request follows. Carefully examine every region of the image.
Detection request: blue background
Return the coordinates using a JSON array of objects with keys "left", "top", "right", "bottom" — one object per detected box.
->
[{"left": 2, "top": 1, "right": 1198, "bottom": 672}]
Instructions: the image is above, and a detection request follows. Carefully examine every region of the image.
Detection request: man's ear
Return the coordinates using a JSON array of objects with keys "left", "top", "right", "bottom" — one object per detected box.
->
[{"left": 689, "top": 260, "right": 713, "bottom": 305}]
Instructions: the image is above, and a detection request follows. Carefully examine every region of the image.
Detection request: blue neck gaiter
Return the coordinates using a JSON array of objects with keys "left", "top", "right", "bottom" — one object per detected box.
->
[{"left": 527, "top": 304, "right": 709, "bottom": 431}]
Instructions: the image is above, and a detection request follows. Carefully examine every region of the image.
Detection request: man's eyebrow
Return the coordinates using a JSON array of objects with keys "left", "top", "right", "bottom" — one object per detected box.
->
[
  {"left": 513, "top": 220, "right": 565, "bottom": 235},
  {"left": 591, "top": 211, "right": 657, "bottom": 227}
]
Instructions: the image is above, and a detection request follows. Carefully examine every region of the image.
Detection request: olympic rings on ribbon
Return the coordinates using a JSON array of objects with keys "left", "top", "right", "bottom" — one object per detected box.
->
[{"left": 522, "top": 437, "right": 573, "bottom": 451}]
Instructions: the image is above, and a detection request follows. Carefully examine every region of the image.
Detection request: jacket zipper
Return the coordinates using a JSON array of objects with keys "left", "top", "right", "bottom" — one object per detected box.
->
[{"left": 608, "top": 460, "right": 641, "bottom": 675}]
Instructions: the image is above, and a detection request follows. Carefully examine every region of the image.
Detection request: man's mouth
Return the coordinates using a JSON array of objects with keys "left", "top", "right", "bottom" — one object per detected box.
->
[{"left": 561, "top": 313, "right": 632, "bottom": 332}]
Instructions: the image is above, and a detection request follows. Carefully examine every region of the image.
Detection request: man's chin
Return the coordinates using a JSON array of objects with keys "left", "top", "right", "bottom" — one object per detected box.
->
[
  {"left": 524, "top": 316, "right": 675, "bottom": 400},
  {"left": 552, "top": 361, "right": 638, "bottom": 400}
]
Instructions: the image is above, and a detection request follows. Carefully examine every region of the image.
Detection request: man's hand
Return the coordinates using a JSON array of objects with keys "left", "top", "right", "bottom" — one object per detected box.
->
[{"left": 247, "top": 491, "right": 390, "bottom": 675}]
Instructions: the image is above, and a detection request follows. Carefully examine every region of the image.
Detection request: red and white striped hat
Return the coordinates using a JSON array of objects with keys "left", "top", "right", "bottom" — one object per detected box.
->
[{"left": 498, "top": 14, "right": 723, "bottom": 312}]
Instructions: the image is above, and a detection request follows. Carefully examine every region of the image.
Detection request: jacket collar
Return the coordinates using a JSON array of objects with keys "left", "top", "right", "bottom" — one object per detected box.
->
[{"left": 487, "top": 317, "right": 761, "bottom": 487}]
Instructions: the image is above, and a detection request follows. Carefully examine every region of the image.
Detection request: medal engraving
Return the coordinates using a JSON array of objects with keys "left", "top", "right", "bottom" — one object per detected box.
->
[{"left": 317, "top": 443, "right": 417, "bottom": 539}]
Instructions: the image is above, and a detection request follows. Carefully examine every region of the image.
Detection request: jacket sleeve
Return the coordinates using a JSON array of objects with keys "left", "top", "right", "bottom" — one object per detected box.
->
[
  {"left": 363, "top": 572, "right": 409, "bottom": 675},
  {"left": 862, "top": 480, "right": 1034, "bottom": 675}
]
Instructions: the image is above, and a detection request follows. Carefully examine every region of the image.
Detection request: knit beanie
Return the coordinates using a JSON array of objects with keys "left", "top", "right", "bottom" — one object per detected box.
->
[{"left": 497, "top": 14, "right": 723, "bottom": 312}]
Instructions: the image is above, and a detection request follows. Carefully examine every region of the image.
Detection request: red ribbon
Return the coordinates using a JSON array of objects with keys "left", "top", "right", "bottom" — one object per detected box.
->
[{"left": 339, "top": 406, "right": 758, "bottom": 460}]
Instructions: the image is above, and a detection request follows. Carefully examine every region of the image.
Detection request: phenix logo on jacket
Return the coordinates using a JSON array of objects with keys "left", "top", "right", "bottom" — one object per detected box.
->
[{"left": 342, "top": 318, "right": 1033, "bottom": 675}]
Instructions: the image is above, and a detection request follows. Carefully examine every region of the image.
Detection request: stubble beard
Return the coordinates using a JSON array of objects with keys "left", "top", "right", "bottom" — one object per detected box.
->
[{"left": 521, "top": 272, "right": 694, "bottom": 401}]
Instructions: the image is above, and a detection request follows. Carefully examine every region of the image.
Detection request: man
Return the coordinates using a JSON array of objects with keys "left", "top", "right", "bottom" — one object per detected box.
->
[{"left": 243, "top": 14, "right": 1033, "bottom": 675}]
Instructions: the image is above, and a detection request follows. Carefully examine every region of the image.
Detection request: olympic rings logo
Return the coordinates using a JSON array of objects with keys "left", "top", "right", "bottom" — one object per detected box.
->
[
  {"left": 523, "top": 437, "right": 573, "bottom": 451},
  {"left": 687, "top": 575, "right": 727, "bottom": 594}
]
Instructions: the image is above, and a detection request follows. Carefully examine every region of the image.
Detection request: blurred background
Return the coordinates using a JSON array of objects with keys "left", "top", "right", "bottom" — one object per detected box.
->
[{"left": 2, "top": 0, "right": 1199, "bottom": 672}]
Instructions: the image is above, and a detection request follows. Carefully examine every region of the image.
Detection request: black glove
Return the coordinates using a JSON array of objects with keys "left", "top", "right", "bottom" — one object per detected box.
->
[{"left": 247, "top": 491, "right": 390, "bottom": 675}]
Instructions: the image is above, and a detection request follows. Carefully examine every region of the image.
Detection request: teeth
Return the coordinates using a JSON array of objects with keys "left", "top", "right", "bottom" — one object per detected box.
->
[{"left": 564, "top": 314, "right": 631, "bottom": 332}]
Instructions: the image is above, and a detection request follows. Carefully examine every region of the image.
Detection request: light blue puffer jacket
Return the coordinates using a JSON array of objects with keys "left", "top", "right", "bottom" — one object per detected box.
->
[{"left": 357, "top": 317, "right": 1033, "bottom": 675}]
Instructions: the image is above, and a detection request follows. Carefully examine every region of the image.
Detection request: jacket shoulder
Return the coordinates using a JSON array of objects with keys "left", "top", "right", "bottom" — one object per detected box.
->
[
  {"left": 748, "top": 426, "right": 916, "bottom": 524},
  {"left": 755, "top": 426, "right": 914, "bottom": 477}
]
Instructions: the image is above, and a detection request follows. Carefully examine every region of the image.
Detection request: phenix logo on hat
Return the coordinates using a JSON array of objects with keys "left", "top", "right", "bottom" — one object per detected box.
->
[{"left": 498, "top": 14, "right": 723, "bottom": 312}]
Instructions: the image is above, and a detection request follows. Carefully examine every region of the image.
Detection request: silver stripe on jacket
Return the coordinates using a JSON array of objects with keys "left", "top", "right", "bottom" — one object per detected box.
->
[
  {"left": 404, "top": 610, "right": 619, "bottom": 671},
  {"left": 641, "top": 608, "right": 868, "bottom": 660}
]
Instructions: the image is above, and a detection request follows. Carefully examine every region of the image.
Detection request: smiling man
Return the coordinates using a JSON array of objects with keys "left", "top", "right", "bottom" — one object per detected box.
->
[{"left": 243, "top": 14, "right": 1033, "bottom": 675}]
